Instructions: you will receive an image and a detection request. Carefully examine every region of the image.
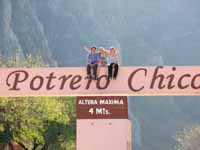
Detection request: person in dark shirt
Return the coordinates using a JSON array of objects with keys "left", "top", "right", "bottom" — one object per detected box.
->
[{"left": 86, "top": 47, "right": 100, "bottom": 80}]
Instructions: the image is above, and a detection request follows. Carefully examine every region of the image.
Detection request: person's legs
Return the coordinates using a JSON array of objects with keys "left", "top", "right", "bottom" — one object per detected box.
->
[
  {"left": 93, "top": 64, "right": 98, "bottom": 79},
  {"left": 87, "top": 64, "right": 92, "bottom": 78},
  {"left": 108, "top": 63, "right": 114, "bottom": 79},
  {"left": 113, "top": 63, "right": 119, "bottom": 79}
]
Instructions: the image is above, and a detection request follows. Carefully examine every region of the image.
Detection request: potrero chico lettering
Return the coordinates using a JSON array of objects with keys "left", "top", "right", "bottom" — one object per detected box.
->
[{"left": 1, "top": 66, "right": 200, "bottom": 96}]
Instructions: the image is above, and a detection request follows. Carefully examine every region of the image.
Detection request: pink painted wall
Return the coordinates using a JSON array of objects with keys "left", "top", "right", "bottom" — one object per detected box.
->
[{"left": 77, "top": 119, "right": 132, "bottom": 150}]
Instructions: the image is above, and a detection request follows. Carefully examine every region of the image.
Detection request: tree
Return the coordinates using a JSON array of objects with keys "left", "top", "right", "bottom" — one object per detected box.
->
[
  {"left": 175, "top": 125, "right": 200, "bottom": 150},
  {"left": 0, "top": 50, "right": 76, "bottom": 150}
]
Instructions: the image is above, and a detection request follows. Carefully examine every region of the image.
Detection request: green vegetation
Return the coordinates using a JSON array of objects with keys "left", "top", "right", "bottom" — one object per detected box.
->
[
  {"left": 0, "top": 49, "right": 45, "bottom": 68},
  {"left": 175, "top": 125, "right": 200, "bottom": 150},
  {"left": 0, "top": 50, "right": 76, "bottom": 150},
  {"left": 0, "top": 97, "right": 76, "bottom": 150}
]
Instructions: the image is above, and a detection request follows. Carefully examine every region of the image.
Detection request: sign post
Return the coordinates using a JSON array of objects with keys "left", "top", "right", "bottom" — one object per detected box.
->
[
  {"left": 76, "top": 96, "right": 132, "bottom": 150},
  {"left": 2, "top": 66, "right": 200, "bottom": 150},
  {"left": 2, "top": 66, "right": 200, "bottom": 149}
]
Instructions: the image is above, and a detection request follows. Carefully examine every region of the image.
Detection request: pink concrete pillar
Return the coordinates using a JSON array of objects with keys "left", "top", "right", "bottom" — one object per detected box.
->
[{"left": 77, "top": 119, "right": 132, "bottom": 150}]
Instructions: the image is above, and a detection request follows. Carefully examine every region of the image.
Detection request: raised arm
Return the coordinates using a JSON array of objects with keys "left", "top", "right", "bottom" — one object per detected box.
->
[
  {"left": 83, "top": 46, "right": 90, "bottom": 53},
  {"left": 103, "top": 49, "right": 110, "bottom": 55}
]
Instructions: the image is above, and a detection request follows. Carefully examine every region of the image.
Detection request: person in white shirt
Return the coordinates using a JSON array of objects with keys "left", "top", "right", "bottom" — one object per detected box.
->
[{"left": 106, "top": 47, "right": 120, "bottom": 80}]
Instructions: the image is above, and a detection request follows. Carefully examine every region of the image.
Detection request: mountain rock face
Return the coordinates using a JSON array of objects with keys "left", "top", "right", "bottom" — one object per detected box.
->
[
  {"left": 0, "top": 0, "right": 53, "bottom": 63},
  {"left": 0, "top": 0, "right": 22, "bottom": 57},
  {"left": 1, "top": 0, "right": 200, "bottom": 150}
]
